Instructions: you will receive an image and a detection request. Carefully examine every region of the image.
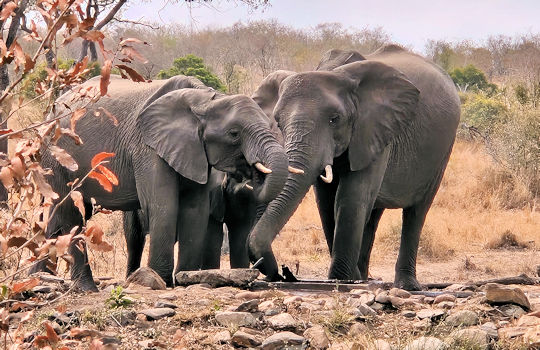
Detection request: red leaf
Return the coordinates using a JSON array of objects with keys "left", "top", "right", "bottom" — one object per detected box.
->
[
  {"left": 70, "top": 108, "right": 86, "bottom": 131},
  {"left": 49, "top": 145, "right": 78, "bottom": 171},
  {"left": 116, "top": 64, "right": 145, "bottom": 82},
  {"left": 91, "top": 152, "right": 115, "bottom": 168},
  {"left": 88, "top": 171, "right": 112, "bottom": 192},
  {"left": 11, "top": 278, "right": 40, "bottom": 294},
  {"left": 100, "top": 60, "right": 111, "bottom": 96},
  {"left": 70, "top": 191, "right": 85, "bottom": 219},
  {"left": 96, "top": 165, "right": 118, "bottom": 186},
  {"left": 44, "top": 321, "right": 60, "bottom": 344},
  {"left": 0, "top": 129, "right": 13, "bottom": 134},
  {"left": 0, "top": 2, "right": 17, "bottom": 21}
]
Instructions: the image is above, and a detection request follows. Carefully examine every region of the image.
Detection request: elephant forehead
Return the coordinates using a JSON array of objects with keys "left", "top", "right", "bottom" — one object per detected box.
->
[
  {"left": 281, "top": 72, "right": 350, "bottom": 96},
  {"left": 209, "top": 95, "right": 269, "bottom": 123}
]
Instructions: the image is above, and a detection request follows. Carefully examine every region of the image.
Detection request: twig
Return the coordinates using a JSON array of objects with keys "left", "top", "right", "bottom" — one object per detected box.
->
[{"left": 0, "top": 256, "right": 49, "bottom": 284}]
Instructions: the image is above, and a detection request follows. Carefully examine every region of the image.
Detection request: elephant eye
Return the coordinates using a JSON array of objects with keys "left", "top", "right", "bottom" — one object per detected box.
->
[
  {"left": 329, "top": 114, "right": 340, "bottom": 125},
  {"left": 228, "top": 129, "right": 240, "bottom": 140}
]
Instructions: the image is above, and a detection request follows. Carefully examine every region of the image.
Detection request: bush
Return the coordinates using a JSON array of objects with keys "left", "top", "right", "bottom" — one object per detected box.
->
[
  {"left": 461, "top": 93, "right": 507, "bottom": 133},
  {"left": 157, "top": 54, "right": 225, "bottom": 91},
  {"left": 449, "top": 65, "right": 497, "bottom": 95}
]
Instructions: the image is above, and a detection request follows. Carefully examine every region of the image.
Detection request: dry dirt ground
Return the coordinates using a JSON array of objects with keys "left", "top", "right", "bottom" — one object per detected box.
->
[{"left": 2, "top": 140, "right": 540, "bottom": 349}]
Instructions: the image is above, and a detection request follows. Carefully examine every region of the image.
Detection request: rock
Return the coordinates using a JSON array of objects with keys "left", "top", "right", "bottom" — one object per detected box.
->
[
  {"left": 304, "top": 325, "right": 330, "bottom": 349},
  {"left": 424, "top": 297, "right": 435, "bottom": 304},
  {"left": 413, "top": 319, "right": 431, "bottom": 330},
  {"left": 484, "top": 283, "right": 531, "bottom": 310},
  {"left": 434, "top": 294, "right": 456, "bottom": 304},
  {"left": 284, "top": 296, "right": 303, "bottom": 305},
  {"left": 154, "top": 300, "right": 177, "bottom": 309},
  {"left": 300, "top": 302, "right": 324, "bottom": 312},
  {"left": 499, "top": 304, "right": 526, "bottom": 318},
  {"left": 370, "top": 339, "right": 392, "bottom": 350},
  {"left": 175, "top": 268, "right": 259, "bottom": 287},
  {"left": 348, "top": 322, "right": 368, "bottom": 337},
  {"left": 390, "top": 296, "right": 417, "bottom": 309},
  {"left": 359, "top": 293, "right": 375, "bottom": 306},
  {"left": 109, "top": 309, "right": 137, "bottom": 327},
  {"left": 267, "top": 313, "right": 298, "bottom": 330},
  {"left": 356, "top": 304, "right": 377, "bottom": 318},
  {"left": 32, "top": 285, "right": 55, "bottom": 293},
  {"left": 235, "top": 291, "right": 261, "bottom": 300},
  {"left": 389, "top": 287, "right": 411, "bottom": 299},
  {"left": 48, "top": 313, "right": 72, "bottom": 328},
  {"left": 370, "top": 302, "right": 386, "bottom": 311},
  {"left": 139, "top": 308, "right": 175, "bottom": 321},
  {"left": 215, "top": 311, "right": 257, "bottom": 327},
  {"left": 445, "top": 310, "right": 479, "bottom": 327},
  {"left": 536, "top": 264, "right": 540, "bottom": 277},
  {"left": 259, "top": 300, "right": 276, "bottom": 311},
  {"left": 235, "top": 299, "right": 260, "bottom": 313},
  {"left": 523, "top": 325, "right": 540, "bottom": 347},
  {"left": 375, "top": 291, "right": 390, "bottom": 304},
  {"left": 517, "top": 315, "right": 540, "bottom": 327},
  {"left": 498, "top": 326, "right": 527, "bottom": 339},
  {"left": 329, "top": 341, "right": 363, "bottom": 350},
  {"left": 261, "top": 331, "right": 305, "bottom": 350},
  {"left": 402, "top": 310, "right": 416, "bottom": 318},
  {"left": 185, "top": 283, "right": 211, "bottom": 291},
  {"left": 158, "top": 292, "right": 177, "bottom": 300},
  {"left": 231, "top": 330, "right": 261, "bottom": 347},
  {"left": 125, "top": 267, "right": 166, "bottom": 290},
  {"left": 212, "top": 331, "right": 231, "bottom": 344},
  {"left": 438, "top": 301, "right": 455, "bottom": 309},
  {"left": 404, "top": 336, "right": 447, "bottom": 350},
  {"left": 448, "top": 328, "right": 489, "bottom": 349},
  {"left": 479, "top": 322, "right": 498, "bottom": 340},
  {"left": 416, "top": 309, "right": 445, "bottom": 320},
  {"left": 350, "top": 289, "right": 369, "bottom": 296}
]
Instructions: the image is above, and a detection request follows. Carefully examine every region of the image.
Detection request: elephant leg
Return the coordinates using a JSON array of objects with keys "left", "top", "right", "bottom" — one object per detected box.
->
[
  {"left": 226, "top": 219, "right": 252, "bottom": 269},
  {"left": 123, "top": 210, "right": 146, "bottom": 277},
  {"left": 330, "top": 155, "right": 388, "bottom": 280},
  {"left": 202, "top": 217, "right": 223, "bottom": 269},
  {"left": 357, "top": 208, "right": 385, "bottom": 279},
  {"left": 174, "top": 183, "right": 210, "bottom": 277},
  {"left": 314, "top": 178, "right": 338, "bottom": 253}
]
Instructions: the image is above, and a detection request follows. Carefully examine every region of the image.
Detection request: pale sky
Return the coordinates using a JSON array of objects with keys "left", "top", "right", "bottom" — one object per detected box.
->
[{"left": 124, "top": 0, "right": 540, "bottom": 53}]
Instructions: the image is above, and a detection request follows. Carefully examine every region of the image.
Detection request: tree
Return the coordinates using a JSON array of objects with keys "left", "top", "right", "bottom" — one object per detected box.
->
[
  {"left": 158, "top": 54, "right": 225, "bottom": 91},
  {"left": 449, "top": 65, "right": 497, "bottom": 94}
]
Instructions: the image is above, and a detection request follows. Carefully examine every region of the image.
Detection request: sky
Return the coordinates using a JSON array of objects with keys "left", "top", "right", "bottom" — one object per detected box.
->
[{"left": 124, "top": 0, "right": 540, "bottom": 53}]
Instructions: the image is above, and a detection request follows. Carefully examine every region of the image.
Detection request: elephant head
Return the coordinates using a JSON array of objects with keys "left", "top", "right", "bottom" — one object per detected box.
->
[
  {"left": 248, "top": 58, "right": 420, "bottom": 280},
  {"left": 136, "top": 85, "right": 289, "bottom": 204}
]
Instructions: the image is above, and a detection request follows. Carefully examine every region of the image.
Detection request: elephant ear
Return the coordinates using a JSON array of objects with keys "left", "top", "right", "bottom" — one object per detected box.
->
[
  {"left": 316, "top": 49, "right": 366, "bottom": 71},
  {"left": 137, "top": 88, "right": 216, "bottom": 184},
  {"left": 336, "top": 60, "right": 420, "bottom": 171},
  {"left": 251, "top": 70, "right": 296, "bottom": 120}
]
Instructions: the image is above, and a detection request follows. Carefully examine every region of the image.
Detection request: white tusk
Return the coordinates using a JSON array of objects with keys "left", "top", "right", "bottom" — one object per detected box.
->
[
  {"left": 245, "top": 183, "right": 253, "bottom": 190},
  {"left": 288, "top": 166, "right": 304, "bottom": 174},
  {"left": 255, "top": 162, "right": 272, "bottom": 174},
  {"left": 320, "top": 165, "right": 333, "bottom": 183}
]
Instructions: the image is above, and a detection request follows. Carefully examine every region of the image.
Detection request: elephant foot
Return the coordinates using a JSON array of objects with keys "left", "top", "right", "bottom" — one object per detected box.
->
[
  {"left": 72, "top": 278, "right": 99, "bottom": 293},
  {"left": 394, "top": 274, "right": 422, "bottom": 291}
]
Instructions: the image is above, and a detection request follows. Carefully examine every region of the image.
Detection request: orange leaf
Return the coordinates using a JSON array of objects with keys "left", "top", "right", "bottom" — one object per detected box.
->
[
  {"left": 0, "top": 2, "right": 17, "bottom": 21},
  {"left": 31, "top": 170, "right": 59, "bottom": 201},
  {"left": 0, "top": 166, "right": 14, "bottom": 188},
  {"left": 120, "top": 46, "right": 148, "bottom": 64},
  {"left": 88, "top": 171, "right": 112, "bottom": 192},
  {"left": 70, "top": 191, "right": 85, "bottom": 219},
  {"left": 11, "top": 278, "right": 40, "bottom": 294},
  {"left": 116, "top": 64, "right": 145, "bottom": 82},
  {"left": 70, "top": 108, "right": 86, "bottom": 131},
  {"left": 44, "top": 321, "right": 60, "bottom": 344},
  {"left": 49, "top": 145, "right": 78, "bottom": 171},
  {"left": 91, "top": 152, "right": 115, "bottom": 168},
  {"left": 96, "top": 165, "right": 118, "bottom": 186},
  {"left": 119, "top": 37, "right": 148, "bottom": 46},
  {"left": 100, "top": 60, "right": 111, "bottom": 96},
  {"left": 96, "top": 107, "right": 118, "bottom": 126}
]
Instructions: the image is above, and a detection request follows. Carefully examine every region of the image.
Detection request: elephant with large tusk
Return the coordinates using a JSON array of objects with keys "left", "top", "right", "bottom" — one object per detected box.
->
[
  {"left": 31, "top": 74, "right": 289, "bottom": 291},
  {"left": 247, "top": 45, "right": 460, "bottom": 290}
]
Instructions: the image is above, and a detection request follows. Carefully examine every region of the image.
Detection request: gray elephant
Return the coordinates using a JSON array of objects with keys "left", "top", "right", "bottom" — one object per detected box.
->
[
  {"left": 248, "top": 45, "right": 460, "bottom": 290},
  {"left": 122, "top": 169, "right": 256, "bottom": 276},
  {"left": 34, "top": 75, "right": 288, "bottom": 291}
]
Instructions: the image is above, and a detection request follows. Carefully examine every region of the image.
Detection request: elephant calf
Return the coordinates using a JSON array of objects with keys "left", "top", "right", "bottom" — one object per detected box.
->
[{"left": 33, "top": 75, "right": 288, "bottom": 291}]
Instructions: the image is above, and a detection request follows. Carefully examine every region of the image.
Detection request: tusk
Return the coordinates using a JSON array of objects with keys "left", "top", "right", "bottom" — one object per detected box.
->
[
  {"left": 255, "top": 162, "right": 272, "bottom": 174},
  {"left": 320, "top": 165, "right": 333, "bottom": 183},
  {"left": 244, "top": 183, "right": 253, "bottom": 190},
  {"left": 252, "top": 257, "right": 264, "bottom": 269},
  {"left": 288, "top": 166, "right": 304, "bottom": 174}
]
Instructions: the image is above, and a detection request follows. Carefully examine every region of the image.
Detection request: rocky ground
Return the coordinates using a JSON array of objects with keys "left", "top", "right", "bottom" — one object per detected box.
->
[{"left": 2, "top": 268, "right": 540, "bottom": 349}]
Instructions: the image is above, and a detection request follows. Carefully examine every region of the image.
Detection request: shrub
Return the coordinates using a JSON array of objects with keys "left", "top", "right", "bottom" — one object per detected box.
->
[
  {"left": 157, "top": 54, "right": 225, "bottom": 91},
  {"left": 449, "top": 65, "right": 497, "bottom": 95},
  {"left": 460, "top": 93, "right": 507, "bottom": 134}
]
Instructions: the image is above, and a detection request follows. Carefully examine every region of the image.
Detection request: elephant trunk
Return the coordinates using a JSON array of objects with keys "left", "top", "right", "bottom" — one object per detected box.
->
[
  {"left": 242, "top": 122, "right": 289, "bottom": 204},
  {"left": 248, "top": 142, "right": 320, "bottom": 280}
]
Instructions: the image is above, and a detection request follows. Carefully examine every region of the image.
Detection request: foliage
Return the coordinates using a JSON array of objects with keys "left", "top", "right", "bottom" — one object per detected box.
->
[
  {"left": 449, "top": 65, "right": 497, "bottom": 94},
  {"left": 106, "top": 286, "right": 133, "bottom": 308},
  {"left": 21, "top": 59, "right": 101, "bottom": 98},
  {"left": 460, "top": 93, "right": 507, "bottom": 133},
  {"left": 158, "top": 54, "right": 225, "bottom": 91}
]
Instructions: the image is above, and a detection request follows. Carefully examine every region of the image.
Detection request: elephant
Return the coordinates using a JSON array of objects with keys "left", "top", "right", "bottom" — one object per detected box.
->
[
  {"left": 122, "top": 168, "right": 256, "bottom": 277},
  {"left": 33, "top": 74, "right": 289, "bottom": 291},
  {"left": 247, "top": 45, "right": 460, "bottom": 290}
]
